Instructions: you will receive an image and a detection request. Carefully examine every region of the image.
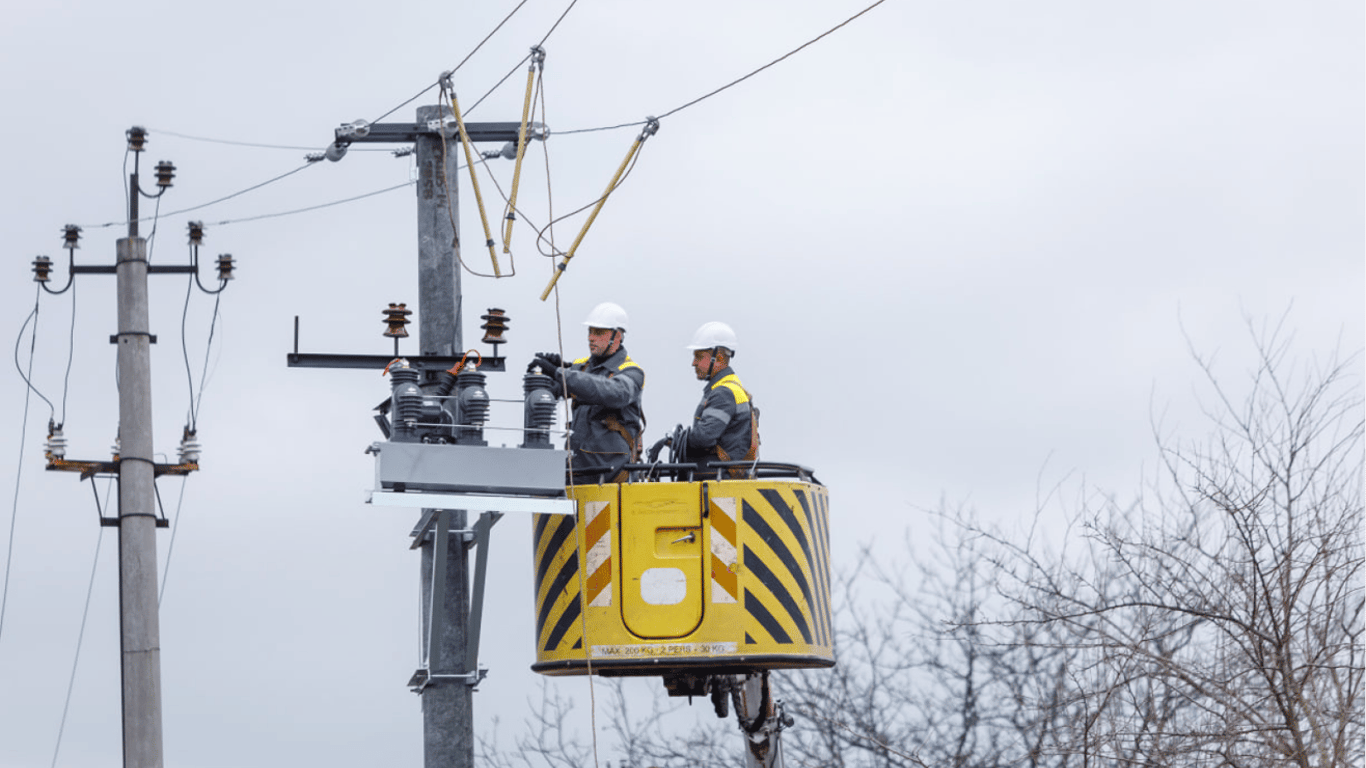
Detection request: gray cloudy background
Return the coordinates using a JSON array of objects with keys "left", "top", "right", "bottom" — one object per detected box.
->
[{"left": 0, "top": 0, "right": 1361, "bottom": 766}]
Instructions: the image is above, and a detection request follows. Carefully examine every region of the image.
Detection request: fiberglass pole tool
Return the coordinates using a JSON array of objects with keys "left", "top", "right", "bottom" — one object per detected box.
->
[
  {"left": 503, "top": 45, "right": 545, "bottom": 256},
  {"left": 539, "top": 117, "right": 659, "bottom": 301},
  {"left": 443, "top": 72, "right": 502, "bottom": 277}
]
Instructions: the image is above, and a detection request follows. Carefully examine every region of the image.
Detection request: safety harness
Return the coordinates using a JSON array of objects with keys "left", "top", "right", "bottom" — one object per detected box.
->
[{"left": 710, "top": 374, "right": 760, "bottom": 476}]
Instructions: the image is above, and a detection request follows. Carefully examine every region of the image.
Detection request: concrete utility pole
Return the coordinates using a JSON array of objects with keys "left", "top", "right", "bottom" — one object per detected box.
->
[
  {"left": 41, "top": 128, "right": 231, "bottom": 768},
  {"left": 115, "top": 232, "right": 164, "bottom": 768},
  {"left": 291, "top": 107, "right": 531, "bottom": 768},
  {"left": 414, "top": 103, "right": 473, "bottom": 768}
]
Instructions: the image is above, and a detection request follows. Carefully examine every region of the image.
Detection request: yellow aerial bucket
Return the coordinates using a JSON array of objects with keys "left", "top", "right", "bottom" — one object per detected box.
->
[{"left": 531, "top": 471, "right": 833, "bottom": 676}]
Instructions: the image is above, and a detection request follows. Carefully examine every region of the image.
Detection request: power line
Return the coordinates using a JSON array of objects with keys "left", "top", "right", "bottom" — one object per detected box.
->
[
  {"left": 656, "top": 0, "right": 891, "bottom": 121},
  {"left": 145, "top": 128, "right": 319, "bottom": 151},
  {"left": 206, "top": 179, "right": 417, "bottom": 227},
  {"left": 368, "top": 0, "right": 533, "bottom": 126},
  {"left": 81, "top": 161, "right": 320, "bottom": 230},
  {"left": 51, "top": 523, "right": 106, "bottom": 768},
  {"left": 1, "top": 287, "right": 47, "bottom": 645},
  {"left": 557, "top": 0, "right": 891, "bottom": 135}
]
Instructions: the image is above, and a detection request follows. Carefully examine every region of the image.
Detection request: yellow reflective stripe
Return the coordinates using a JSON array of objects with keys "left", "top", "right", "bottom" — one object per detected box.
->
[
  {"left": 617, "top": 356, "right": 642, "bottom": 372},
  {"left": 712, "top": 375, "right": 750, "bottom": 404},
  {"left": 573, "top": 357, "right": 589, "bottom": 365}
]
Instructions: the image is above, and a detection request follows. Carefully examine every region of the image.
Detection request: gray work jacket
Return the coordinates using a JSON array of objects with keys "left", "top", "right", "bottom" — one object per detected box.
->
[{"left": 554, "top": 347, "right": 646, "bottom": 474}]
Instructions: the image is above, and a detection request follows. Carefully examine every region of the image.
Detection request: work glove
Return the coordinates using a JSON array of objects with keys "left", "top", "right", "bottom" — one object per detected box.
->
[
  {"left": 533, "top": 354, "right": 566, "bottom": 375},
  {"left": 647, "top": 436, "right": 669, "bottom": 463},
  {"left": 536, "top": 352, "right": 569, "bottom": 368}
]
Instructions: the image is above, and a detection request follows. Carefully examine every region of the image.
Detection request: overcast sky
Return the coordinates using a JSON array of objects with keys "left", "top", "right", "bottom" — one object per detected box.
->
[{"left": 0, "top": 1, "right": 1361, "bottom": 766}]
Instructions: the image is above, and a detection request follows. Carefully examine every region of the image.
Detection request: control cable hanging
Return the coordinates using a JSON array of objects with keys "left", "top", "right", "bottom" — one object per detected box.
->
[
  {"left": 442, "top": 75, "right": 502, "bottom": 277},
  {"left": 539, "top": 117, "right": 659, "bottom": 301},
  {"left": 502, "top": 45, "right": 546, "bottom": 257}
]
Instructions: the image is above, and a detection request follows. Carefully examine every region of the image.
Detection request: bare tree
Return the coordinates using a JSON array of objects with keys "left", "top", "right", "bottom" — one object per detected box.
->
[
  {"left": 984, "top": 323, "right": 1364, "bottom": 767},
  {"left": 487, "top": 323, "right": 1363, "bottom": 768}
]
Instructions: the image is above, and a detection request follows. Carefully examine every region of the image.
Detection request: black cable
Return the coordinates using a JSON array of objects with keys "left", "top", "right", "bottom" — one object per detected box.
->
[
  {"left": 146, "top": 195, "right": 163, "bottom": 262},
  {"left": 59, "top": 280, "right": 76, "bottom": 426},
  {"left": 537, "top": 0, "right": 579, "bottom": 46},
  {"left": 180, "top": 270, "right": 197, "bottom": 431},
  {"left": 192, "top": 294, "right": 223, "bottom": 430},
  {"left": 13, "top": 292, "right": 55, "bottom": 420},
  {"left": 555, "top": 0, "right": 890, "bottom": 136},
  {"left": 466, "top": 0, "right": 579, "bottom": 119},
  {"left": 465, "top": 53, "right": 533, "bottom": 117},
  {"left": 368, "top": 0, "right": 531, "bottom": 126},
  {"left": 656, "top": 0, "right": 890, "bottom": 121},
  {"left": 1, "top": 286, "right": 47, "bottom": 645}
]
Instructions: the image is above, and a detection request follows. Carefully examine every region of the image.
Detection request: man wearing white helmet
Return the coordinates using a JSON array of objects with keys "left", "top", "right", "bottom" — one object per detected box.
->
[
  {"left": 533, "top": 302, "right": 646, "bottom": 482},
  {"left": 649, "top": 321, "right": 758, "bottom": 477}
]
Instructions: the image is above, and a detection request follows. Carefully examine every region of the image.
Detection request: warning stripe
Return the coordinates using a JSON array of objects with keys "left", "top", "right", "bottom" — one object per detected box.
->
[
  {"left": 709, "top": 497, "right": 738, "bottom": 604},
  {"left": 742, "top": 498, "right": 816, "bottom": 645},
  {"left": 533, "top": 513, "right": 582, "bottom": 652},
  {"left": 583, "top": 500, "right": 613, "bottom": 607},
  {"left": 793, "top": 488, "right": 833, "bottom": 645},
  {"left": 744, "top": 543, "right": 813, "bottom": 644}
]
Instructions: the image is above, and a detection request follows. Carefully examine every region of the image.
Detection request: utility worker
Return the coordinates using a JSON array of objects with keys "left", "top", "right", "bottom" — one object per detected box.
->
[
  {"left": 534, "top": 302, "right": 645, "bottom": 482},
  {"left": 650, "top": 321, "right": 758, "bottom": 478}
]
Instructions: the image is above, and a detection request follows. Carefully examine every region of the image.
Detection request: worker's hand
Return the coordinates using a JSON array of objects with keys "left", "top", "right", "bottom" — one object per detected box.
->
[
  {"left": 647, "top": 436, "right": 669, "bottom": 463},
  {"left": 533, "top": 354, "right": 564, "bottom": 375},
  {"left": 536, "top": 352, "right": 567, "bottom": 368}
]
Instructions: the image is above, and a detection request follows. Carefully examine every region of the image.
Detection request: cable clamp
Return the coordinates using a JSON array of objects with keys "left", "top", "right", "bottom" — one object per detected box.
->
[
  {"left": 117, "top": 455, "right": 158, "bottom": 468},
  {"left": 530, "top": 45, "right": 546, "bottom": 67},
  {"left": 640, "top": 116, "right": 660, "bottom": 140},
  {"left": 109, "top": 331, "right": 157, "bottom": 344},
  {"left": 425, "top": 115, "right": 458, "bottom": 138},
  {"left": 336, "top": 119, "right": 371, "bottom": 140},
  {"left": 438, "top": 70, "right": 455, "bottom": 92}
]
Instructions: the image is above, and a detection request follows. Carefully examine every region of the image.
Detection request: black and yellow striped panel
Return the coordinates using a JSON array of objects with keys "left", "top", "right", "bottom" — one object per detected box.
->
[
  {"left": 739, "top": 483, "right": 832, "bottom": 649},
  {"left": 532, "top": 511, "right": 583, "bottom": 653}
]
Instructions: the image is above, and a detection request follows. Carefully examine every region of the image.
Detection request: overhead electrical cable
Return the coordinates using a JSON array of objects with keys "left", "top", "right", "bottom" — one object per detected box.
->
[
  {"left": 159, "top": 476, "right": 191, "bottom": 607},
  {"left": 13, "top": 294, "right": 56, "bottom": 421},
  {"left": 206, "top": 179, "right": 417, "bottom": 227},
  {"left": 557, "top": 0, "right": 890, "bottom": 135},
  {"left": 80, "top": 161, "right": 319, "bottom": 230},
  {"left": 655, "top": 0, "right": 890, "bottom": 121},
  {"left": 51, "top": 524, "right": 106, "bottom": 768},
  {"left": 1, "top": 287, "right": 49, "bottom": 644},
  {"left": 59, "top": 282, "right": 76, "bottom": 427},
  {"left": 368, "top": 0, "right": 532, "bottom": 126},
  {"left": 145, "top": 129, "right": 319, "bottom": 151}
]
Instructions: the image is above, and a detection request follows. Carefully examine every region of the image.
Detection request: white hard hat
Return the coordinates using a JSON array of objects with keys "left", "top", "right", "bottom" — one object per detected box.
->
[
  {"left": 582, "top": 302, "right": 629, "bottom": 332},
  {"left": 686, "top": 321, "right": 737, "bottom": 354}
]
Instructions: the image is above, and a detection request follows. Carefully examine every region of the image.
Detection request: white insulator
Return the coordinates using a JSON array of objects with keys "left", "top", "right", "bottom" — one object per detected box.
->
[
  {"left": 179, "top": 435, "right": 202, "bottom": 464},
  {"left": 45, "top": 429, "right": 67, "bottom": 458}
]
